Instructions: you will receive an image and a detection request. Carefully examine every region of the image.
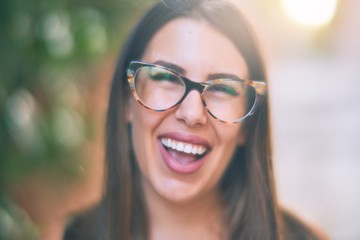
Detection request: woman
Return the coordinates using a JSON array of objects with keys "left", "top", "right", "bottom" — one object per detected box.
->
[{"left": 65, "top": 0, "right": 325, "bottom": 239}]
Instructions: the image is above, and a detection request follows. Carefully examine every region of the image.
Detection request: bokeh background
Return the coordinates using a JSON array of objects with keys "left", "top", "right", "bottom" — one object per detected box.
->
[
  {"left": 0, "top": 0, "right": 359, "bottom": 239},
  {"left": 243, "top": 1, "right": 360, "bottom": 239}
]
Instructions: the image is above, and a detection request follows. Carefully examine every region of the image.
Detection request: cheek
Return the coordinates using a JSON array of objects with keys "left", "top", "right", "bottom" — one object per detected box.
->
[
  {"left": 128, "top": 101, "right": 166, "bottom": 169},
  {"left": 129, "top": 99, "right": 155, "bottom": 135},
  {"left": 216, "top": 122, "right": 243, "bottom": 147},
  {"left": 129, "top": 103, "right": 153, "bottom": 168},
  {"left": 210, "top": 123, "right": 243, "bottom": 178}
]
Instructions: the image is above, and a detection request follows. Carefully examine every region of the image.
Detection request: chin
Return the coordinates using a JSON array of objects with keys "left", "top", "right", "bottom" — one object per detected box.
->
[{"left": 151, "top": 175, "right": 211, "bottom": 203}]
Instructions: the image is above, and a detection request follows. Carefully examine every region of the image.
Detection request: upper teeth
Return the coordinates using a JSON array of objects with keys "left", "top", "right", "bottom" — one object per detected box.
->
[{"left": 161, "top": 138, "right": 207, "bottom": 155}]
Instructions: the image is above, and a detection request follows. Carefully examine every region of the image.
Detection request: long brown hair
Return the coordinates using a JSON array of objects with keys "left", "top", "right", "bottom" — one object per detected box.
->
[{"left": 105, "top": 0, "right": 279, "bottom": 239}]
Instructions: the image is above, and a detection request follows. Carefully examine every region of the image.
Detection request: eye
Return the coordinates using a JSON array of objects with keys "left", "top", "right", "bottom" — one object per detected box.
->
[
  {"left": 207, "top": 83, "right": 241, "bottom": 96},
  {"left": 149, "top": 67, "right": 180, "bottom": 83}
]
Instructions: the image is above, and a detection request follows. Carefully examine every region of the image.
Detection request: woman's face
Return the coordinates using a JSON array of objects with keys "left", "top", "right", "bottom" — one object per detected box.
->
[{"left": 128, "top": 18, "right": 249, "bottom": 203}]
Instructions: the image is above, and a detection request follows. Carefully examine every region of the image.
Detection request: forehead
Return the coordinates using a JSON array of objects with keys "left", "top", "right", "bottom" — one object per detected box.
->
[{"left": 142, "top": 17, "right": 248, "bottom": 79}]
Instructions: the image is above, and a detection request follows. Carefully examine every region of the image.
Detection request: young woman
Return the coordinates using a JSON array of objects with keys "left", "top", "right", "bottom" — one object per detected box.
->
[{"left": 65, "top": 0, "right": 325, "bottom": 239}]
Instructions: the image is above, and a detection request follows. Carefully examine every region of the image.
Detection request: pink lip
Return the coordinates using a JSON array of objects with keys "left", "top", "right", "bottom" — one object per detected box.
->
[{"left": 158, "top": 132, "right": 211, "bottom": 174}]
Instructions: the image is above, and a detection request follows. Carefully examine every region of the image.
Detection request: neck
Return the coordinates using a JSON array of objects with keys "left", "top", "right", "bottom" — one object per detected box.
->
[{"left": 143, "top": 180, "right": 226, "bottom": 240}]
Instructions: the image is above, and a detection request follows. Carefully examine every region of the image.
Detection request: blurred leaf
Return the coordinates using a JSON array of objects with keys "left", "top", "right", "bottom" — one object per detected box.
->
[
  {"left": 0, "top": 0, "right": 155, "bottom": 185},
  {"left": 0, "top": 0, "right": 155, "bottom": 237},
  {"left": 0, "top": 197, "right": 39, "bottom": 240}
]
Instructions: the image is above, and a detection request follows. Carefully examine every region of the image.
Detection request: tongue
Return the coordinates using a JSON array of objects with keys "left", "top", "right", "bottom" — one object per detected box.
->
[{"left": 167, "top": 148, "right": 197, "bottom": 165}]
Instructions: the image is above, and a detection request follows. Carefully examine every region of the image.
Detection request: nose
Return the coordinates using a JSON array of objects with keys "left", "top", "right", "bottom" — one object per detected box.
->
[{"left": 175, "top": 90, "right": 207, "bottom": 127}]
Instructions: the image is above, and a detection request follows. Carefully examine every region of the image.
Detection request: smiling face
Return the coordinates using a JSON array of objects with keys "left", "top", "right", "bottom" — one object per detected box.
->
[{"left": 128, "top": 18, "right": 249, "bottom": 203}]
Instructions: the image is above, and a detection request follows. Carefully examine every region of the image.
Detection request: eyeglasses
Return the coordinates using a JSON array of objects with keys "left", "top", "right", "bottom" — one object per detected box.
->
[{"left": 127, "top": 61, "right": 267, "bottom": 124}]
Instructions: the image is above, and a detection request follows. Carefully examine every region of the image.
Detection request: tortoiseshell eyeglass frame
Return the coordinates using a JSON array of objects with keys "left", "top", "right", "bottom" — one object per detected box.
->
[{"left": 127, "top": 61, "right": 267, "bottom": 124}]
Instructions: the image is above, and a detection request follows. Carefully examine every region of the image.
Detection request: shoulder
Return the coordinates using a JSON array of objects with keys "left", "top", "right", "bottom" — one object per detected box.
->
[{"left": 281, "top": 208, "right": 328, "bottom": 240}]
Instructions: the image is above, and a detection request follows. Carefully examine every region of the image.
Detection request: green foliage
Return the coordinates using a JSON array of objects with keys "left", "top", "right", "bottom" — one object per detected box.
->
[
  {"left": 0, "top": 197, "right": 38, "bottom": 240},
  {"left": 0, "top": 0, "right": 154, "bottom": 185},
  {"left": 0, "top": 0, "right": 155, "bottom": 238}
]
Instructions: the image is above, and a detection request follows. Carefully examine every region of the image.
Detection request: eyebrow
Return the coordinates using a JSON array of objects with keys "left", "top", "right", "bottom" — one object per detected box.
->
[
  {"left": 153, "top": 60, "right": 186, "bottom": 75},
  {"left": 153, "top": 60, "right": 244, "bottom": 81},
  {"left": 208, "top": 73, "right": 244, "bottom": 81}
]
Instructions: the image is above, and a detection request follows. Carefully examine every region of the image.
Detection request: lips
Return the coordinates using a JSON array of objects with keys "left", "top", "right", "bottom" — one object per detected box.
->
[{"left": 158, "top": 133, "right": 211, "bottom": 174}]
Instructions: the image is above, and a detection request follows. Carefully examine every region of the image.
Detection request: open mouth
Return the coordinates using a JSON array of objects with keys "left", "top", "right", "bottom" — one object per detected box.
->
[{"left": 160, "top": 137, "right": 210, "bottom": 164}]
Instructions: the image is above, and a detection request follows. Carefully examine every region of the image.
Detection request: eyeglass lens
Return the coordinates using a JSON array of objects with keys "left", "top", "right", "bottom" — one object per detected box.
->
[{"left": 133, "top": 66, "right": 256, "bottom": 122}]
